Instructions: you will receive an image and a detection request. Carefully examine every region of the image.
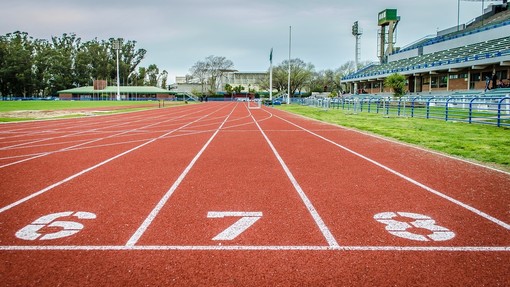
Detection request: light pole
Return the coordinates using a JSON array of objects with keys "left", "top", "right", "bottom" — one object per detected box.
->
[
  {"left": 113, "top": 40, "right": 121, "bottom": 101},
  {"left": 287, "top": 26, "right": 291, "bottom": 104}
]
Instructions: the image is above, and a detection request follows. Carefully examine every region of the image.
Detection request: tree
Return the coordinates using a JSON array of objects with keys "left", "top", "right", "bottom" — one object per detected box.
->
[
  {"left": 160, "top": 70, "right": 168, "bottom": 89},
  {"left": 189, "top": 55, "right": 234, "bottom": 95},
  {"left": 309, "top": 69, "right": 342, "bottom": 93},
  {"left": 32, "top": 39, "right": 54, "bottom": 96},
  {"left": 84, "top": 39, "right": 110, "bottom": 81},
  {"left": 0, "top": 31, "right": 152, "bottom": 98},
  {"left": 146, "top": 64, "right": 160, "bottom": 87},
  {"left": 112, "top": 38, "right": 146, "bottom": 86},
  {"left": 233, "top": 85, "right": 244, "bottom": 94},
  {"left": 224, "top": 83, "right": 233, "bottom": 95},
  {"left": 272, "top": 58, "right": 314, "bottom": 96},
  {"left": 384, "top": 73, "right": 406, "bottom": 97},
  {"left": 0, "top": 31, "right": 35, "bottom": 97},
  {"left": 204, "top": 55, "right": 234, "bottom": 94},
  {"left": 48, "top": 33, "right": 82, "bottom": 95},
  {"left": 189, "top": 60, "right": 208, "bottom": 94}
]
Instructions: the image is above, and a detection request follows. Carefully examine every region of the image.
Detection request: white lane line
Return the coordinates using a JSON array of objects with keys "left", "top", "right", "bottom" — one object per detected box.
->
[
  {"left": 0, "top": 105, "right": 218, "bottom": 169},
  {"left": 281, "top": 109, "right": 510, "bottom": 175},
  {"left": 125, "top": 104, "right": 237, "bottom": 246},
  {"left": 0, "top": 115, "right": 152, "bottom": 150},
  {"left": 248, "top": 108, "right": 340, "bottom": 248},
  {"left": 0, "top": 104, "right": 228, "bottom": 214},
  {"left": 275, "top": 114, "right": 510, "bottom": 231},
  {"left": 0, "top": 105, "right": 204, "bottom": 150},
  {"left": 1, "top": 245, "right": 508, "bottom": 252}
]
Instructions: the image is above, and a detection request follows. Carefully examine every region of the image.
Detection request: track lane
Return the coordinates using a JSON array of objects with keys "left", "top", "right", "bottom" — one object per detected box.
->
[
  {"left": 1, "top": 103, "right": 509, "bottom": 287},
  {"left": 254, "top": 107, "right": 510, "bottom": 247},
  {"left": 0, "top": 105, "right": 219, "bottom": 207},
  {"left": 268, "top": 108, "right": 510, "bottom": 223},
  {"left": 0, "top": 103, "right": 233, "bottom": 245},
  {"left": 129, "top": 103, "right": 333, "bottom": 247}
]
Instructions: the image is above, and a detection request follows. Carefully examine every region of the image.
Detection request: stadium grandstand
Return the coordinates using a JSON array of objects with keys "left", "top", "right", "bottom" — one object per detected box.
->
[{"left": 342, "top": 1, "right": 510, "bottom": 95}]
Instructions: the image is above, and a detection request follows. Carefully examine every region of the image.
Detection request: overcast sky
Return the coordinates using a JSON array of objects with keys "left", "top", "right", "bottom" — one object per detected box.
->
[{"left": 1, "top": 0, "right": 490, "bottom": 83}]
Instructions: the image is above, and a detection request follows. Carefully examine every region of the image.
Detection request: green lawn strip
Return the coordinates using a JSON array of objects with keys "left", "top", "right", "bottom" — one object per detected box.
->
[
  {"left": 0, "top": 100, "right": 160, "bottom": 112},
  {"left": 278, "top": 104, "right": 510, "bottom": 170},
  {"left": 0, "top": 101, "right": 193, "bottom": 122}
]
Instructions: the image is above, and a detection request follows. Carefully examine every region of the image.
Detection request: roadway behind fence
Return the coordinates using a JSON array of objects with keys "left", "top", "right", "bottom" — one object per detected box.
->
[{"left": 296, "top": 91, "right": 510, "bottom": 128}]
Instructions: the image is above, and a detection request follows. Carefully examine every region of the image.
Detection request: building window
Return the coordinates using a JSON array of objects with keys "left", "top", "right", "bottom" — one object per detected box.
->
[
  {"left": 496, "top": 70, "right": 508, "bottom": 81},
  {"left": 439, "top": 75, "right": 447, "bottom": 88},
  {"left": 431, "top": 76, "right": 438, "bottom": 87}
]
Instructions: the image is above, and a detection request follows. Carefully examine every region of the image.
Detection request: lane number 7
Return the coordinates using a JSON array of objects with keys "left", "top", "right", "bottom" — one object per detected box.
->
[{"left": 207, "top": 211, "right": 262, "bottom": 241}]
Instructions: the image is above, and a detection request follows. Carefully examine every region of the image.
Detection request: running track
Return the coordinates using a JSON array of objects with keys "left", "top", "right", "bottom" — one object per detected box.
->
[{"left": 0, "top": 102, "right": 509, "bottom": 286}]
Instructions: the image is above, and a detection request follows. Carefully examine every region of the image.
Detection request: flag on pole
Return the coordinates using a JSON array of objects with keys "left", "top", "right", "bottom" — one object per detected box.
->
[{"left": 269, "top": 48, "right": 273, "bottom": 64}]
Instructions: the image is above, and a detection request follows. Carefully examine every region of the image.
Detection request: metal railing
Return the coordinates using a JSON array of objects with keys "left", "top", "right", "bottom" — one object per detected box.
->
[{"left": 297, "top": 94, "right": 510, "bottom": 127}]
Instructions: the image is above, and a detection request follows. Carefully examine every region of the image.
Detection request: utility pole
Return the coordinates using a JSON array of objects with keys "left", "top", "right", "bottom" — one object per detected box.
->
[
  {"left": 113, "top": 40, "right": 121, "bottom": 101},
  {"left": 287, "top": 26, "right": 292, "bottom": 104},
  {"left": 352, "top": 21, "right": 362, "bottom": 94}
]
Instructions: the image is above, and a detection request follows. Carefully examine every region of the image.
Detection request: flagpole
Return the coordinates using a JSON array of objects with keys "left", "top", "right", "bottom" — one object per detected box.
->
[
  {"left": 287, "top": 26, "right": 291, "bottom": 105},
  {"left": 269, "top": 48, "right": 273, "bottom": 101}
]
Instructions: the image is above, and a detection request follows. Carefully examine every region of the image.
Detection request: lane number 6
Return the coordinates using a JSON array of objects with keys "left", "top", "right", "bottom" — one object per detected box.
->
[{"left": 16, "top": 211, "right": 96, "bottom": 241}]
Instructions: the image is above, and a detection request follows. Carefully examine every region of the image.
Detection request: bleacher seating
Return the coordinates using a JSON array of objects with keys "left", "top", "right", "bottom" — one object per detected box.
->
[{"left": 343, "top": 36, "right": 510, "bottom": 80}]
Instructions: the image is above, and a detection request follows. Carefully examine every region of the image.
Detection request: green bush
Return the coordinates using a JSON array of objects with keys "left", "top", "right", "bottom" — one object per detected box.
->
[{"left": 384, "top": 73, "right": 406, "bottom": 97}]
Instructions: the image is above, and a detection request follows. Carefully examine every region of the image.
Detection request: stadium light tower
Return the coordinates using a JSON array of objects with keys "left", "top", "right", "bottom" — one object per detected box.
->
[
  {"left": 377, "top": 9, "right": 400, "bottom": 64},
  {"left": 352, "top": 21, "right": 363, "bottom": 73},
  {"left": 113, "top": 39, "right": 121, "bottom": 101},
  {"left": 352, "top": 21, "right": 362, "bottom": 94}
]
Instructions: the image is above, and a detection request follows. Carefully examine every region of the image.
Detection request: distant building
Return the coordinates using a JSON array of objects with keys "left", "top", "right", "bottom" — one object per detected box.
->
[
  {"left": 219, "top": 71, "right": 267, "bottom": 92},
  {"left": 58, "top": 80, "right": 174, "bottom": 100}
]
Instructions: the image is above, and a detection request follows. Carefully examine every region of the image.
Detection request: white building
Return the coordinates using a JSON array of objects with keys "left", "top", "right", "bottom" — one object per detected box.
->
[{"left": 173, "top": 71, "right": 268, "bottom": 94}]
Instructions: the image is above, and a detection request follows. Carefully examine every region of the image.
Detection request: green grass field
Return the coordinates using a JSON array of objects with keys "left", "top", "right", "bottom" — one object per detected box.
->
[
  {"left": 0, "top": 100, "right": 187, "bottom": 122},
  {"left": 0, "top": 100, "right": 158, "bottom": 112},
  {"left": 279, "top": 104, "right": 510, "bottom": 171}
]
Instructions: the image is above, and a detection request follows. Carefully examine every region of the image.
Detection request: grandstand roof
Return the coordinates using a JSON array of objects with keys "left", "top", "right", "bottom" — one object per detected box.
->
[
  {"left": 58, "top": 86, "right": 172, "bottom": 94},
  {"left": 342, "top": 6, "right": 510, "bottom": 84},
  {"left": 342, "top": 19, "right": 510, "bottom": 83}
]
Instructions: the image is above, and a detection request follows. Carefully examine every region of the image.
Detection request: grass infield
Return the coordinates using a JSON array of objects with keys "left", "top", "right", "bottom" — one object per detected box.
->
[
  {"left": 0, "top": 100, "right": 161, "bottom": 112},
  {"left": 278, "top": 104, "right": 510, "bottom": 171},
  {"left": 0, "top": 100, "right": 188, "bottom": 122}
]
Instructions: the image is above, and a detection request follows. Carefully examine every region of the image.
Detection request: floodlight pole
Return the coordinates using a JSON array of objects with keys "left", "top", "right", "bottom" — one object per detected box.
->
[
  {"left": 114, "top": 40, "right": 121, "bottom": 101},
  {"left": 287, "top": 26, "right": 291, "bottom": 105},
  {"left": 269, "top": 48, "right": 273, "bottom": 101}
]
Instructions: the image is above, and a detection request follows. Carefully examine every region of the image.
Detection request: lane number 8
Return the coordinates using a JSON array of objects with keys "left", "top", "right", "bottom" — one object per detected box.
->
[{"left": 374, "top": 212, "right": 455, "bottom": 242}]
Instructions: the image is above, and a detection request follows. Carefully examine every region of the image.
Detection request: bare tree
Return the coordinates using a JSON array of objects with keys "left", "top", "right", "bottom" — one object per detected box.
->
[
  {"left": 189, "top": 55, "right": 234, "bottom": 95},
  {"left": 190, "top": 60, "right": 208, "bottom": 94}
]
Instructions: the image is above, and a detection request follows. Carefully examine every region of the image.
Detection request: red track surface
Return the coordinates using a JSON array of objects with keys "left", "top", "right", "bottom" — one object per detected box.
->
[{"left": 0, "top": 102, "right": 509, "bottom": 286}]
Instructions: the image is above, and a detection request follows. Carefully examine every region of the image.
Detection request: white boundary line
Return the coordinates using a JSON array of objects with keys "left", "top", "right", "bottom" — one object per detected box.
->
[
  {"left": 277, "top": 108, "right": 510, "bottom": 176},
  {"left": 1, "top": 245, "right": 508, "bottom": 252},
  {"left": 0, "top": 104, "right": 229, "bottom": 214},
  {"left": 248, "top": 108, "right": 340, "bottom": 248},
  {"left": 0, "top": 113, "right": 157, "bottom": 150},
  {"left": 0, "top": 105, "right": 219, "bottom": 169},
  {"left": 273, "top": 113, "right": 510, "bottom": 231},
  {"left": 125, "top": 103, "right": 237, "bottom": 246},
  {"left": 0, "top": 104, "right": 208, "bottom": 150}
]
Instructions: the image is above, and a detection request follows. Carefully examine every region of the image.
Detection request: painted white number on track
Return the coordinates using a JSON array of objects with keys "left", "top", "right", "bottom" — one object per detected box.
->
[
  {"left": 16, "top": 211, "right": 96, "bottom": 241},
  {"left": 207, "top": 211, "right": 262, "bottom": 241},
  {"left": 374, "top": 212, "right": 455, "bottom": 242}
]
